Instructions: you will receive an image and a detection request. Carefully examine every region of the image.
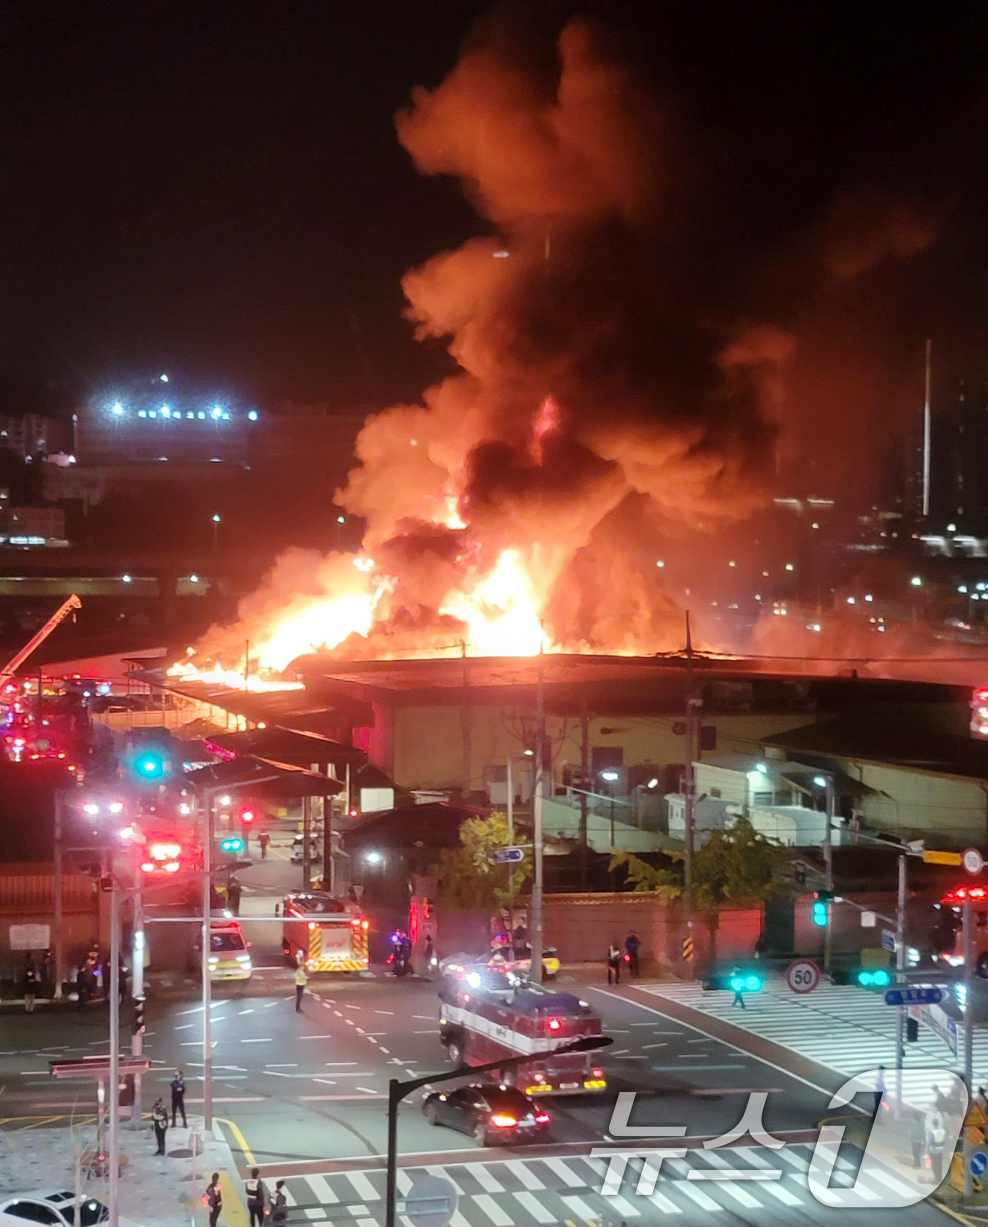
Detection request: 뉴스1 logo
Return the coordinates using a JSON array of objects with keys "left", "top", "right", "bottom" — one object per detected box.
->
[{"left": 592, "top": 1070, "right": 967, "bottom": 1209}]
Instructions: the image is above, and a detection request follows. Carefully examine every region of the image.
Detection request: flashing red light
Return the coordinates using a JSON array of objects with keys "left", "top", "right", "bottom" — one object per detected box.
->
[
  {"left": 350, "top": 917, "right": 361, "bottom": 927},
  {"left": 591, "top": 1067, "right": 604, "bottom": 1078},
  {"left": 975, "top": 688, "right": 988, "bottom": 706},
  {"left": 349, "top": 808, "right": 358, "bottom": 818},
  {"left": 942, "top": 885, "right": 988, "bottom": 905},
  {"left": 239, "top": 808, "right": 256, "bottom": 825},
  {"left": 532, "top": 1071, "right": 545, "bottom": 1082},
  {"left": 149, "top": 842, "right": 181, "bottom": 860},
  {"left": 140, "top": 862, "right": 155, "bottom": 873},
  {"left": 547, "top": 1018, "right": 561, "bottom": 1031},
  {"left": 535, "top": 1111, "right": 550, "bottom": 1124}
]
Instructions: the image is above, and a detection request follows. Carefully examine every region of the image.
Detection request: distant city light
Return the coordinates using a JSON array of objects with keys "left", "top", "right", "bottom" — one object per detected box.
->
[
  {"left": 364, "top": 851, "right": 383, "bottom": 864},
  {"left": 189, "top": 574, "right": 199, "bottom": 583},
  {"left": 847, "top": 596, "right": 856, "bottom": 605},
  {"left": 960, "top": 585, "right": 969, "bottom": 594},
  {"left": 212, "top": 514, "right": 221, "bottom": 523},
  {"left": 159, "top": 374, "right": 169, "bottom": 382},
  {"left": 728, "top": 560, "right": 736, "bottom": 568},
  {"left": 812, "top": 775, "right": 828, "bottom": 788},
  {"left": 122, "top": 574, "right": 132, "bottom": 584},
  {"left": 785, "top": 562, "right": 794, "bottom": 572},
  {"left": 655, "top": 559, "right": 664, "bottom": 568},
  {"left": 337, "top": 515, "right": 345, "bottom": 525},
  {"left": 910, "top": 576, "right": 923, "bottom": 587},
  {"left": 600, "top": 769, "right": 620, "bottom": 782},
  {"left": 493, "top": 250, "right": 510, "bottom": 259},
  {"left": 247, "top": 410, "right": 258, "bottom": 421},
  {"left": 211, "top": 406, "right": 222, "bottom": 419},
  {"left": 111, "top": 402, "right": 124, "bottom": 416},
  {"left": 864, "top": 594, "right": 873, "bottom": 602}
]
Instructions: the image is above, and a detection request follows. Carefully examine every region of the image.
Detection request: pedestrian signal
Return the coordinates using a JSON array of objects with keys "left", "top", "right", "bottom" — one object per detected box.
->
[
  {"left": 812, "top": 889, "right": 833, "bottom": 927},
  {"left": 856, "top": 968, "right": 892, "bottom": 989},
  {"left": 219, "top": 835, "right": 245, "bottom": 855},
  {"left": 132, "top": 996, "right": 146, "bottom": 1034}
]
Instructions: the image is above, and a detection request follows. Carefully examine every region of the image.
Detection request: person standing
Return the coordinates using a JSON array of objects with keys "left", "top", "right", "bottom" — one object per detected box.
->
[
  {"left": 270, "top": 1180, "right": 288, "bottom": 1227},
  {"left": 244, "top": 1168, "right": 267, "bottom": 1227},
  {"left": 170, "top": 1070, "right": 187, "bottom": 1127},
  {"left": 151, "top": 1097, "right": 168, "bottom": 1155},
  {"left": 730, "top": 967, "right": 746, "bottom": 1009},
  {"left": 607, "top": 943, "right": 622, "bottom": 985},
  {"left": 294, "top": 961, "right": 307, "bottom": 1012},
  {"left": 40, "top": 949, "right": 53, "bottom": 995},
  {"left": 204, "top": 1173, "right": 223, "bottom": 1227},
  {"left": 873, "top": 1065, "right": 886, "bottom": 1117},
  {"left": 228, "top": 879, "right": 242, "bottom": 917},
  {"left": 422, "top": 935, "right": 435, "bottom": 979},
  {"left": 23, "top": 954, "right": 37, "bottom": 1013},
  {"left": 258, "top": 831, "right": 270, "bottom": 859},
  {"left": 625, "top": 932, "right": 641, "bottom": 978},
  {"left": 909, "top": 1111, "right": 924, "bottom": 1167},
  {"left": 926, "top": 1112, "right": 947, "bottom": 1183}
]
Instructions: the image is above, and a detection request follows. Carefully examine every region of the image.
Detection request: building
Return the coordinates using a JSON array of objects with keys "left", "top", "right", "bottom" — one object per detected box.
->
[{"left": 0, "top": 414, "right": 66, "bottom": 459}]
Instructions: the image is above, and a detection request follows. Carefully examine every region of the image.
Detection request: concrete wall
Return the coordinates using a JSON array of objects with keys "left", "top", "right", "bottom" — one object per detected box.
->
[
  {"left": 0, "top": 864, "right": 100, "bottom": 978},
  {"left": 541, "top": 798, "right": 662, "bottom": 853},
  {"left": 389, "top": 706, "right": 815, "bottom": 794},
  {"left": 852, "top": 762, "right": 988, "bottom": 846}
]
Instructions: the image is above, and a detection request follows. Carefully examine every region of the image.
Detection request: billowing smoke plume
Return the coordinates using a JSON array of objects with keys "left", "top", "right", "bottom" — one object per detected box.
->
[{"left": 182, "top": 13, "right": 942, "bottom": 673}]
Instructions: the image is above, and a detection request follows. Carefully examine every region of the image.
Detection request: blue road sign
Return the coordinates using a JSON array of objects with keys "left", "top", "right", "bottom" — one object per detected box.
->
[
  {"left": 490, "top": 846, "right": 525, "bottom": 864},
  {"left": 971, "top": 1151, "right": 988, "bottom": 1177},
  {"left": 880, "top": 929, "right": 896, "bottom": 952},
  {"left": 884, "top": 987, "right": 943, "bottom": 1007}
]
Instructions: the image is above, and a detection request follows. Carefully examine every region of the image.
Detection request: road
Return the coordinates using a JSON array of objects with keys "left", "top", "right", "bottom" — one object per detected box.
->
[{"left": 0, "top": 972, "right": 955, "bottom": 1226}]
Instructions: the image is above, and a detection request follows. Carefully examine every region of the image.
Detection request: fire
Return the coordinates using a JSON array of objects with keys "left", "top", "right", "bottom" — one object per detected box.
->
[
  {"left": 531, "top": 395, "right": 561, "bottom": 464},
  {"left": 440, "top": 549, "right": 544, "bottom": 656}
]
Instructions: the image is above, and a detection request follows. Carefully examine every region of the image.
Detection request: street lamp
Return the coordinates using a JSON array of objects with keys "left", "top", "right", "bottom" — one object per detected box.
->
[
  {"left": 812, "top": 773, "right": 835, "bottom": 972},
  {"left": 384, "top": 1035, "right": 611, "bottom": 1227},
  {"left": 211, "top": 514, "right": 221, "bottom": 550}
]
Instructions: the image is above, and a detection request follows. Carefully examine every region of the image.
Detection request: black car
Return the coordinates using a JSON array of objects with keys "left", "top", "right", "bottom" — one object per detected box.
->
[{"left": 422, "top": 1083, "right": 550, "bottom": 1146}]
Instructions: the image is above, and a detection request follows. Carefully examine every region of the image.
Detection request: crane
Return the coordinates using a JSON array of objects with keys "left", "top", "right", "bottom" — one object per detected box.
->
[{"left": 0, "top": 594, "right": 82, "bottom": 692}]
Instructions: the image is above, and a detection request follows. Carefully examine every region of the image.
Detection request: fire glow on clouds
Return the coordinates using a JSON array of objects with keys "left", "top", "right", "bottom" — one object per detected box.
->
[{"left": 171, "top": 15, "right": 938, "bottom": 689}]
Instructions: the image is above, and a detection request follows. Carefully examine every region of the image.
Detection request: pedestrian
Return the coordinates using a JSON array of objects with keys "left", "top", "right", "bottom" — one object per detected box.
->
[
  {"left": 926, "top": 1111, "right": 947, "bottom": 1183},
  {"left": 873, "top": 1065, "right": 886, "bottom": 1117},
  {"left": 731, "top": 968, "right": 746, "bottom": 1010},
  {"left": 422, "top": 935, "right": 435, "bottom": 979},
  {"left": 151, "top": 1097, "right": 168, "bottom": 1155},
  {"left": 258, "top": 831, "right": 270, "bottom": 859},
  {"left": 170, "top": 1069, "right": 187, "bottom": 1128},
  {"left": 909, "top": 1111, "right": 924, "bottom": 1167},
  {"left": 204, "top": 1173, "right": 223, "bottom": 1227},
  {"left": 23, "top": 953, "right": 37, "bottom": 1013},
  {"left": 754, "top": 935, "right": 766, "bottom": 960},
  {"left": 245, "top": 1167, "right": 267, "bottom": 1227},
  {"left": 976, "top": 1086, "right": 988, "bottom": 1114},
  {"left": 228, "top": 879, "right": 242, "bottom": 917},
  {"left": 607, "top": 943, "right": 622, "bottom": 985},
  {"left": 625, "top": 932, "right": 641, "bottom": 977},
  {"left": 270, "top": 1180, "right": 288, "bottom": 1227},
  {"left": 40, "top": 949, "right": 53, "bottom": 994},
  {"left": 295, "top": 960, "right": 307, "bottom": 1012}
]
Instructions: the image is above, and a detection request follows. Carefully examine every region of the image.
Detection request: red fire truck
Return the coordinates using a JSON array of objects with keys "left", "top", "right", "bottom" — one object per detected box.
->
[
  {"left": 282, "top": 892, "right": 369, "bottom": 973},
  {"left": 933, "top": 884, "right": 988, "bottom": 975},
  {"left": 438, "top": 980, "right": 607, "bottom": 1096}
]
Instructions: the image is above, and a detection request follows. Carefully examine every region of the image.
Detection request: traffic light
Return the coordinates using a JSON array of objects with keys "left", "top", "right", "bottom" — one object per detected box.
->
[
  {"left": 132, "top": 996, "right": 145, "bottom": 1034},
  {"left": 855, "top": 968, "right": 892, "bottom": 990},
  {"left": 219, "top": 835, "right": 245, "bottom": 856},
  {"left": 133, "top": 751, "right": 167, "bottom": 780},
  {"left": 812, "top": 890, "right": 833, "bottom": 927},
  {"left": 238, "top": 807, "right": 256, "bottom": 827},
  {"left": 703, "top": 970, "right": 764, "bottom": 993}
]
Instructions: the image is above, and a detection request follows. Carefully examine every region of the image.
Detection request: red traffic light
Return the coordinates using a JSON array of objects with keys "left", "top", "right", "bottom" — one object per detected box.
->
[
  {"left": 941, "top": 884, "right": 988, "bottom": 905},
  {"left": 239, "top": 808, "right": 256, "bottom": 825}
]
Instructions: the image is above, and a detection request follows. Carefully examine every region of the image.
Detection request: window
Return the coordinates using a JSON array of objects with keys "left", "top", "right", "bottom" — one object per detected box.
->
[
  {"left": 210, "top": 933, "right": 246, "bottom": 953},
  {"left": 5, "top": 1204, "right": 63, "bottom": 1224},
  {"left": 62, "top": 1201, "right": 109, "bottom": 1227}
]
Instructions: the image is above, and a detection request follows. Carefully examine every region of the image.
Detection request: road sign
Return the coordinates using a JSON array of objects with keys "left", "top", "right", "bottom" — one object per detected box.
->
[
  {"left": 884, "top": 987, "right": 943, "bottom": 1006},
  {"left": 402, "top": 1174, "right": 459, "bottom": 1227},
  {"left": 923, "top": 849, "right": 963, "bottom": 866},
  {"left": 971, "top": 1151, "right": 988, "bottom": 1177},
  {"left": 786, "top": 959, "right": 820, "bottom": 995},
  {"left": 489, "top": 846, "right": 524, "bottom": 864},
  {"left": 967, "top": 1102, "right": 988, "bottom": 1128},
  {"left": 880, "top": 929, "right": 896, "bottom": 952},
  {"left": 964, "top": 848, "right": 985, "bottom": 876}
]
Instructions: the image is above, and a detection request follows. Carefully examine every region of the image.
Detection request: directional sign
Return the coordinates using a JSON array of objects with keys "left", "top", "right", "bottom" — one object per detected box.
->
[
  {"left": 402, "top": 1174, "right": 459, "bottom": 1227},
  {"left": 971, "top": 1151, "right": 988, "bottom": 1178},
  {"left": 884, "top": 987, "right": 943, "bottom": 1007},
  {"left": 880, "top": 929, "right": 896, "bottom": 953},
  {"left": 490, "top": 846, "right": 525, "bottom": 864},
  {"left": 786, "top": 959, "right": 820, "bottom": 995},
  {"left": 964, "top": 848, "right": 985, "bottom": 876}
]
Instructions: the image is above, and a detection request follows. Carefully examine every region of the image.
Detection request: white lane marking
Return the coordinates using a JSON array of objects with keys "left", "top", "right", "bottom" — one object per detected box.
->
[
  {"left": 241, "top": 1038, "right": 272, "bottom": 1043},
  {"left": 174, "top": 1024, "right": 194, "bottom": 1031},
  {"left": 374, "top": 1010, "right": 394, "bottom": 1016},
  {"left": 177, "top": 1006, "right": 203, "bottom": 1015},
  {"left": 324, "top": 1061, "right": 359, "bottom": 1066},
  {"left": 605, "top": 1191, "right": 643, "bottom": 1217},
  {"left": 561, "top": 1195, "right": 598, "bottom": 1220},
  {"left": 264, "top": 1001, "right": 280, "bottom": 1008},
  {"left": 502, "top": 1160, "right": 544, "bottom": 1190},
  {"left": 238, "top": 1009, "right": 255, "bottom": 1015},
  {"left": 646, "top": 1188, "right": 680, "bottom": 1214},
  {"left": 470, "top": 1165, "right": 503, "bottom": 1194},
  {"left": 358, "top": 1087, "right": 377, "bottom": 1095},
  {"left": 298, "top": 1093, "right": 387, "bottom": 1101},
  {"left": 266, "top": 1063, "right": 298, "bottom": 1068},
  {"left": 512, "top": 1192, "right": 547, "bottom": 1217},
  {"left": 300, "top": 1035, "right": 335, "bottom": 1040},
  {"left": 473, "top": 1194, "right": 511, "bottom": 1225},
  {"left": 543, "top": 1157, "right": 583, "bottom": 1187},
  {"left": 396, "top": 1172, "right": 412, "bottom": 1196},
  {"left": 642, "top": 1043, "right": 667, "bottom": 1050},
  {"left": 413, "top": 1015, "right": 433, "bottom": 1020},
  {"left": 426, "top": 1166, "right": 464, "bottom": 1195},
  {"left": 345, "top": 1171, "right": 380, "bottom": 1201},
  {"left": 303, "top": 1174, "right": 339, "bottom": 1204},
  {"left": 379, "top": 1047, "right": 390, "bottom": 1055}
]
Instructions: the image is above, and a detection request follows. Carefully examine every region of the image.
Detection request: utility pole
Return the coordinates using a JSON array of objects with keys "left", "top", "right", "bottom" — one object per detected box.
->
[
  {"left": 131, "top": 863, "right": 145, "bottom": 1125},
  {"left": 963, "top": 896, "right": 974, "bottom": 1198},
  {"left": 200, "top": 791, "right": 214, "bottom": 1133},
  {"left": 109, "top": 872, "right": 121, "bottom": 1227},
  {"left": 823, "top": 777, "right": 834, "bottom": 974},
  {"left": 683, "top": 612, "right": 696, "bottom": 913},
  {"left": 302, "top": 794, "right": 311, "bottom": 891},
  {"left": 579, "top": 704, "right": 589, "bottom": 891},
  {"left": 53, "top": 792, "right": 64, "bottom": 999},
  {"left": 894, "top": 854, "right": 906, "bottom": 1117},
  {"left": 529, "top": 646, "right": 546, "bottom": 986}
]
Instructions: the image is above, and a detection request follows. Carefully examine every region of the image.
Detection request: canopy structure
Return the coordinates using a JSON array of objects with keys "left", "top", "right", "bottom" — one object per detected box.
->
[
  {"left": 204, "top": 726, "right": 364, "bottom": 768},
  {"left": 184, "top": 756, "right": 343, "bottom": 799}
]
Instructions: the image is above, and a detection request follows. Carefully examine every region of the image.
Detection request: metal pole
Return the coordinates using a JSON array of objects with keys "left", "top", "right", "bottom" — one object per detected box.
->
[
  {"left": 823, "top": 778, "right": 834, "bottom": 974},
  {"left": 109, "top": 875, "right": 120, "bottom": 1227},
  {"left": 530, "top": 650, "right": 545, "bottom": 985},
  {"left": 963, "top": 896, "right": 974, "bottom": 1198},
  {"left": 131, "top": 867, "right": 145, "bottom": 1126},
  {"left": 201, "top": 790, "right": 214, "bottom": 1133},
  {"left": 579, "top": 704, "right": 589, "bottom": 891},
  {"left": 302, "top": 795, "right": 312, "bottom": 890},
  {"left": 506, "top": 757, "right": 513, "bottom": 840},
  {"left": 894, "top": 854, "right": 906, "bottom": 1118},
  {"left": 385, "top": 1079, "right": 400, "bottom": 1227},
  {"left": 683, "top": 613, "right": 696, "bottom": 915},
  {"left": 53, "top": 792, "right": 64, "bottom": 999}
]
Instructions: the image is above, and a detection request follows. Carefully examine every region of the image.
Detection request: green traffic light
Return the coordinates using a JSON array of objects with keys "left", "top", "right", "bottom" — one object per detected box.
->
[
  {"left": 811, "top": 902, "right": 827, "bottom": 927},
  {"left": 857, "top": 968, "right": 892, "bottom": 988}
]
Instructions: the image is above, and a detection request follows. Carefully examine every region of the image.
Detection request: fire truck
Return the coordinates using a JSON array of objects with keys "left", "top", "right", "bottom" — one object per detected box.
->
[
  {"left": 438, "top": 980, "right": 607, "bottom": 1096},
  {"left": 933, "top": 884, "right": 988, "bottom": 975},
  {"left": 282, "top": 892, "right": 370, "bottom": 973}
]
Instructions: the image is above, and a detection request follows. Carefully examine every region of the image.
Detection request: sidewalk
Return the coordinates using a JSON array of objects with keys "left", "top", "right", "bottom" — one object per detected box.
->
[{"left": 0, "top": 1116, "right": 248, "bottom": 1227}]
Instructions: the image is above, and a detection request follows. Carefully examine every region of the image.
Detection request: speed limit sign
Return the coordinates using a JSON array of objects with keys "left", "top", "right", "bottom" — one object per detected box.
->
[{"left": 786, "top": 959, "right": 820, "bottom": 995}]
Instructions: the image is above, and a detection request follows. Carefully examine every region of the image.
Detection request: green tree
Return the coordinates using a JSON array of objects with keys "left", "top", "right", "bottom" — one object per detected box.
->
[{"left": 435, "top": 813, "right": 529, "bottom": 912}]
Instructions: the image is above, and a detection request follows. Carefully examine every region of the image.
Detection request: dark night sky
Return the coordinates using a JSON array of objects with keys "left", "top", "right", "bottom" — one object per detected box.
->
[{"left": 1, "top": 0, "right": 987, "bottom": 421}]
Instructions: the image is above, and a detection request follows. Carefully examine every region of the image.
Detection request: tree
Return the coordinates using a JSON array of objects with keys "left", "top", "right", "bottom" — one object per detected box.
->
[{"left": 434, "top": 813, "right": 529, "bottom": 913}]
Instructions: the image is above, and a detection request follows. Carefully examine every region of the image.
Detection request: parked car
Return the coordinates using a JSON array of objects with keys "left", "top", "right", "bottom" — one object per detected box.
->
[
  {"left": 290, "top": 835, "right": 321, "bottom": 864},
  {"left": 0, "top": 1192, "right": 140, "bottom": 1227},
  {"left": 422, "top": 1083, "right": 550, "bottom": 1146},
  {"left": 439, "top": 946, "right": 560, "bottom": 983}
]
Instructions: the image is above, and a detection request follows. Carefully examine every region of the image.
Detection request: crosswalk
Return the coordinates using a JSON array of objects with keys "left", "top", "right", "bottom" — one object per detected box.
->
[
  {"left": 277, "top": 1143, "right": 916, "bottom": 1226},
  {"left": 637, "top": 980, "right": 985, "bottom": 1107}
]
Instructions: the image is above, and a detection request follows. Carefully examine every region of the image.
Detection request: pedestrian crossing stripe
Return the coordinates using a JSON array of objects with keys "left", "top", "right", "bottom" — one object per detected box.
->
[{"left": 277, "top": 1143, "right": 915, "bottom": 1225}]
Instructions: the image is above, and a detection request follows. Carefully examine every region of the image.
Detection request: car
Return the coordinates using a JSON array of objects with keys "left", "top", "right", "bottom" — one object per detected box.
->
[
  {"left": 440, "top": 946, "right": 560, "bottom": 983},
  {"left": 422, "top": 1083, "right": 550, "bottom": 1146},
  {"left": 290, "top": 835, "right": 321, "bottom": 864},
  {"left": 0, "top": 1192, "right": 140, "bottom": 1227},
  {"left": 192, "top": 920, "right": 252, "bottom": 981}
]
